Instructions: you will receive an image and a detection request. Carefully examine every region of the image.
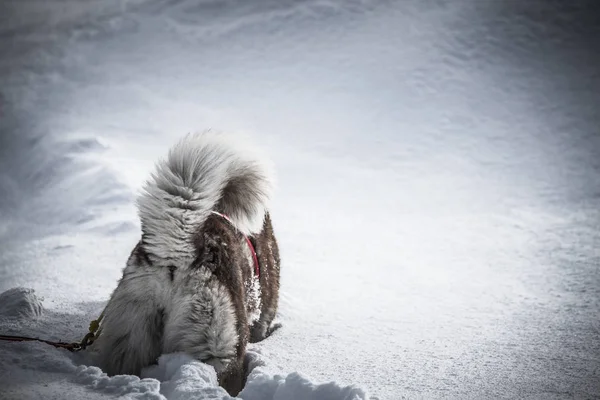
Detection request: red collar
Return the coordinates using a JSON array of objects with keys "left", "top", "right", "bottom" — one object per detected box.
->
[{"left": 211, "top": 211, "right": 260, "bottom": 279}]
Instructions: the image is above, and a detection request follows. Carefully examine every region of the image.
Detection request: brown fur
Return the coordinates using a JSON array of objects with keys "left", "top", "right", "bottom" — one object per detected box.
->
[
  {"left": 249, "top": 213, "right": 281, "bottom": 343},
  {"left": 191, "top": 212, "right": 280, "bottom": 395}
]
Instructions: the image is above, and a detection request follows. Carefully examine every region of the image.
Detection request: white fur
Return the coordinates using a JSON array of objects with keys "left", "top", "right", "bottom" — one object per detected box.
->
[
  {"left": 91, "top": 252, "right": 239, "bottom": 376},
  {"left": 163, "top": 268, "right": 239, "bottom": 372},
  {"left": 90, "top": 252, "right": 169, "bottom": 376},
  {"left": 136, "top": 130, "right": 274, "bottom": 264},
  {"left": 91, "top": 131, "right": 274, "bottom": 378}
]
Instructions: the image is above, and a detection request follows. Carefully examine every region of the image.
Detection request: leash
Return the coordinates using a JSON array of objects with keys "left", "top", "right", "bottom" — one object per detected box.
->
[
  {"left": 211, "top": 211, "right": 261, "bottom": 278},
  {"left": 0, "top": 310, "right": 105, "bottom": 352},
  {"left": 79, "top": 310, "right": 105, "bottom": 348},
  {"left": 0, "top": 334, "right": 83, "bottom": 352}
]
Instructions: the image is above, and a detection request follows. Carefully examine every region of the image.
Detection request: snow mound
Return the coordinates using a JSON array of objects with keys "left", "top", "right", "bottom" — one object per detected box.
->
[
  {"left": 75, "top": 352, "right": 370, "bottom": 400},
  {"left": 241, "top": 352, "right": 369, "bottom": 400},
  {"left": 76, "top": 365, "right": 163, "bottom": 399},
  {"left": 0, "top": 288, "right": 44, "bottom": 318},
  {"left": 141, "top": 353, "right": 229, "bottom": 399},
  {"left": 0, "top": 286, "right": 372, "bottom": 399}
]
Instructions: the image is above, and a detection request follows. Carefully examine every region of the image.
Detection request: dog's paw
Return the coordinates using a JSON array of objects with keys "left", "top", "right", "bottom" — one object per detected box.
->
[
  {"left": 266, "top": 322, "right": 282, "bottom": 337},
  {"left": 250, "top": 322, "right": 282, "bottom": 343}
]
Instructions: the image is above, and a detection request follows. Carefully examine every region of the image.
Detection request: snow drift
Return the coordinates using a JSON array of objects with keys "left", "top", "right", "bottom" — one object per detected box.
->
[
  {"left": 0, "top": 288, "right": 369, "bottom": 400},
  {"left": 1, "top": 0, "right": 599, "bottom": 399}
]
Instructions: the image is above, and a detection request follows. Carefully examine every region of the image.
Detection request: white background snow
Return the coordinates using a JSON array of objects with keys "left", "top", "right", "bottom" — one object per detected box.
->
[{"left": 1, "top": 0, "right": 599, "bottom": 399}]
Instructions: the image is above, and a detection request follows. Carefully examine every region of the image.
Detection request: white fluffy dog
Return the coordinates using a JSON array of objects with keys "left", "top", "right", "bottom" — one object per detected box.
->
[{"left": 89, "top": 131, "right": 281, "bottom": 395}]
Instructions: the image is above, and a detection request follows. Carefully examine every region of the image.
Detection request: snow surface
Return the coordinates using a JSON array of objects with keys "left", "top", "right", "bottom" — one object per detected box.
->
[
  {"left": 0, "top": 288, "right": 43, "bottom": 318},
  {"left": 1, "top": 0, "right": 600, "bottom": 399}
]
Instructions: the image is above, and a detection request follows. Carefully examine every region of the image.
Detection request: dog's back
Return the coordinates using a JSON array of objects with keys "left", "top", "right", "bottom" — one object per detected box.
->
[{"left": 90, "top": 131, "right": 280, "bottom": 395}]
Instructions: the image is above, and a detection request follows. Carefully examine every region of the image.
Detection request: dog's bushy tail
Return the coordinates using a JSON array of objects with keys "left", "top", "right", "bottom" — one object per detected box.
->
[{"left": 136, "top": 131, "right": 274, "bottom": 262}]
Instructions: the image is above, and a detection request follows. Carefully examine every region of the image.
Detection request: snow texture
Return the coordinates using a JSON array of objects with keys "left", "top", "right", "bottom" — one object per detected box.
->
[
  {"left": 0, "top": 288, "right": 44, "bottom": 319},
  {"left": 1, "top": 0, "right": 600, "bottom": 399},
  {"left": 0, "top": 326, "right": 366, "bottom": 400}
]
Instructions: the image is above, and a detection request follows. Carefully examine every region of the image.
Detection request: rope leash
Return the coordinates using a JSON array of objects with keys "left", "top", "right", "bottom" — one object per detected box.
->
[
  {"left": 80, "top": 310, "right": 105, "bottom": 348},
  {"left": 0, "top": 310, "right": 105, "bottom": 352},
  {"left": 0, "top": 334, "right": 82, "bottom": 351}
]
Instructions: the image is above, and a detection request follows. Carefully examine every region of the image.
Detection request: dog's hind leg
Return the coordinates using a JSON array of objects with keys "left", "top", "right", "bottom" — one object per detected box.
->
[
  {"left": 250, "top": 307, "right": 281, "bottom": 343},
  {"left": 162, "top": 269, "right": 241, "bottom": 389},
  {"left": 90, "top": 269, "right": 166, "bottom": 376},
  {"left": 89, "top": 243, "right": 167, "bottom": 376},
  {"left": 249, "top": 213, "right": 281, "bottom": 343}
]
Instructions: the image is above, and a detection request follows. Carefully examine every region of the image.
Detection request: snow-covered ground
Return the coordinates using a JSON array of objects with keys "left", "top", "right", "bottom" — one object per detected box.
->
[{"left": 1, "top": 1, "right": 599, "bottom": 399}]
